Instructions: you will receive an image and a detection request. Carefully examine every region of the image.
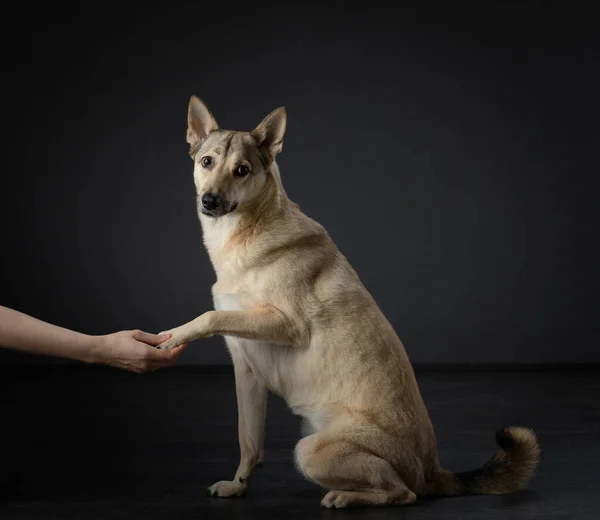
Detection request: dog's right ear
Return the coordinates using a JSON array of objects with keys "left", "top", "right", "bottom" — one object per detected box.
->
[{"left": 187, "top": 96, "right": 219, "bottom": 156}]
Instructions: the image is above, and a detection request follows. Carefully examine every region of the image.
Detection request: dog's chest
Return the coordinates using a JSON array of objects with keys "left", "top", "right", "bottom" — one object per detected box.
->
[
  {"left": 212, "top": 292, "right": 289, "bottom": 390},
  {"left": 212, "top": 292, "right": 324, "bottom": 433},
  {"left": 213, "top": 292, "right": 245, "bottom": 313}
]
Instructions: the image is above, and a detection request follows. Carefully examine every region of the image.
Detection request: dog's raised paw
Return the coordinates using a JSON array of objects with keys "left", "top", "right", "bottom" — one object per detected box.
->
[
  {"left": 207, "top": 480, "right": 247, "bottom": 498},
  {"left": 156, "top": 336, "right": 177, "bottom": 351}
]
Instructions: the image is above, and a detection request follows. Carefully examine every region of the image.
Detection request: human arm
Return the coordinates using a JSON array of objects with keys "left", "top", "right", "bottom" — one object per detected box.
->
[{"left": 0, "top": 305, "right": 186, "bottom": 372}]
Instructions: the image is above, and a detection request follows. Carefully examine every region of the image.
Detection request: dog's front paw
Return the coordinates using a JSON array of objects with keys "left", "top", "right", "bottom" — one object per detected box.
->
[
  {"left": 207, "top": 480, "right": 247, "bottom": 498},
  {"left": 155, "top": 332, "right": 176, "bottom": 350},
  {"left": 156, "top": 330, "right": 186, "bottom": 351}
]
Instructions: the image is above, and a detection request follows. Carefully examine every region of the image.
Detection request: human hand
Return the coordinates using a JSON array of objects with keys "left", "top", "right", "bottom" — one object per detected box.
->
[{"left": 94, "top": 330, "right": 188, "bottom": 373}]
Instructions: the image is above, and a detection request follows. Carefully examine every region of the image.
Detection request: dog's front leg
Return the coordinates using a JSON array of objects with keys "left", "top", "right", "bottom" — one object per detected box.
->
[
  {"left": 207, "top": 349, "right": 267, "bottom": 498},
  {"left": 158, "top": 306, "right": 296, "bottom": 350}
]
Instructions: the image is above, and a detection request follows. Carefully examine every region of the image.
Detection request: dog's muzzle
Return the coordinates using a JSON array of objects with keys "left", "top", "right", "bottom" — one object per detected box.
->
[{"left": 198, "top": 193, "right": 238, "bottom": 217}]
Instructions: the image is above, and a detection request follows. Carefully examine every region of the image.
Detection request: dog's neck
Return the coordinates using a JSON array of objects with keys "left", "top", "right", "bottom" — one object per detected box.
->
[{"left": 199, "top": 163, "right": 288, "bottom": 274}]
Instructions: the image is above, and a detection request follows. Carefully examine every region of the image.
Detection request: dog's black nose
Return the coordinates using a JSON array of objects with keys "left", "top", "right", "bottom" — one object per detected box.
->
[{"left": 202, "top": 193, "right": 222, "bottom": 211}]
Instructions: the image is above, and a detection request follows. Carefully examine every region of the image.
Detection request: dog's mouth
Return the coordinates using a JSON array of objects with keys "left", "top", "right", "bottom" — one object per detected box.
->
[{"left": 200, "top": 202, "right": 238, "bottom": 218}]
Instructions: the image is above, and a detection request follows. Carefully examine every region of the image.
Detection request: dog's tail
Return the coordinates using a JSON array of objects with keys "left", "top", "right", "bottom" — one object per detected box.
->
[{"left": 420, "top": 426, "right": 540, "bottom": 497}]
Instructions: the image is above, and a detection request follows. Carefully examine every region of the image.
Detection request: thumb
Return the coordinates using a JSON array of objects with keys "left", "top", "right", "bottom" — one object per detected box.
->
[{"left": 132, "top": 330, "right": 171, "bottom": 346}]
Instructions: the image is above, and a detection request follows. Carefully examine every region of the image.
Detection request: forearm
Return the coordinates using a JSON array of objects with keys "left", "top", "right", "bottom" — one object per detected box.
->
[
  {"left": 0, "top": 305, "right": 101, "bottom": 363},
  {"left": 208, "top": 308, "right": 294, "bottom": 344},
  {"left": 159, "top": 307, "right": 296, "bottom": 350}
]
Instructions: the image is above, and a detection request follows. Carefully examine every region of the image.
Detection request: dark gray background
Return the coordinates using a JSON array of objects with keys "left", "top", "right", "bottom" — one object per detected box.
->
[{"left": 1, "top": 3, "right": 598, "bottom": 365}]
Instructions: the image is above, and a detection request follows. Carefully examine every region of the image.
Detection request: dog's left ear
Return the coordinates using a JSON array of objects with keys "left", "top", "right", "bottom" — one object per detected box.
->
[{"left": 251, "top": 107, "right": 287, "bottom": 161}]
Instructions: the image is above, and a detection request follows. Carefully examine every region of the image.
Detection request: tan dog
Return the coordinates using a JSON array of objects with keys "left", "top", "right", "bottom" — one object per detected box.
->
[{"left": 157, "top": 96, "right": 540, "bottom": 508}]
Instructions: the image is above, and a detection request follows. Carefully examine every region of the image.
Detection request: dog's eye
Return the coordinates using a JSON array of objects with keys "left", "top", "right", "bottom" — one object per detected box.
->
[
  {"left": 201, "top": 156, "right": 213, "bottom": 168},
  {"left": 234, "top": 165, "right": 250, "bottom": 177}
]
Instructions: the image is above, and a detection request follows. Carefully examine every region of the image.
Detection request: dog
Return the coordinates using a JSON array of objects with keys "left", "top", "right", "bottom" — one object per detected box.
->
[{"left": 157, "top": 96, "right": 540, "bottom": 508}]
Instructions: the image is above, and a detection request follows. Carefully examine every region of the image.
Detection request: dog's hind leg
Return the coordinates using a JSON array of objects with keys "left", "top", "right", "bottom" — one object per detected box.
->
[
  {"left": 295, "top": 427, "right": 417, "bottom": 508},
  {"left": 207, "top": 347, "right": 267, "bottom": 498}
]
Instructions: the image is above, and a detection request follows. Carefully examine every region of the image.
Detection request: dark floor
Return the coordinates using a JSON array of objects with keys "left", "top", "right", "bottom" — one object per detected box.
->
[{"left": 0, "top": 365, "right": 598, "bottom": 520}]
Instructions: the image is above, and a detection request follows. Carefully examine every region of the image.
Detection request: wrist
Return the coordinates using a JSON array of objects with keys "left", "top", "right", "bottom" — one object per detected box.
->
[{"left": 82, "top": 334, "right": 107, "bottom": 364}]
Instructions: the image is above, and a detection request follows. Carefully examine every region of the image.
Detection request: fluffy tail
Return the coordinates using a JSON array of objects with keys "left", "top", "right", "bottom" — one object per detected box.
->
[{"left": 421, "top": 426, "right": 540, "bottom": 497}]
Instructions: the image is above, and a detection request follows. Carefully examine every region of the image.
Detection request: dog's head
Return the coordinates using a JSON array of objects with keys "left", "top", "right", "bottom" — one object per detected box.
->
[{"left": 186, "top": 96, "right": 286, "bottom": 218}]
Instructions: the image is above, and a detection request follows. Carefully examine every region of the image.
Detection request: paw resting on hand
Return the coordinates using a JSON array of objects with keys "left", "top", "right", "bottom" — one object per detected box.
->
[{"left": 156, "top": 331, "right": 181, "bottom": 351}]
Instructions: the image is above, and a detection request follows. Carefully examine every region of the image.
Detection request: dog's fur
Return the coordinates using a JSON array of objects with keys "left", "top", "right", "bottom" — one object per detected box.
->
[{"left": 158, "top": 96, "right": 540, "bottom": 508}]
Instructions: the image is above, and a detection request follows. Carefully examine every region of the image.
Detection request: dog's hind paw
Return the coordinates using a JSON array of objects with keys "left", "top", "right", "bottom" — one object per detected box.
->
[{"left": 321, "top": 491, "right": 350, "bottom": 508}]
